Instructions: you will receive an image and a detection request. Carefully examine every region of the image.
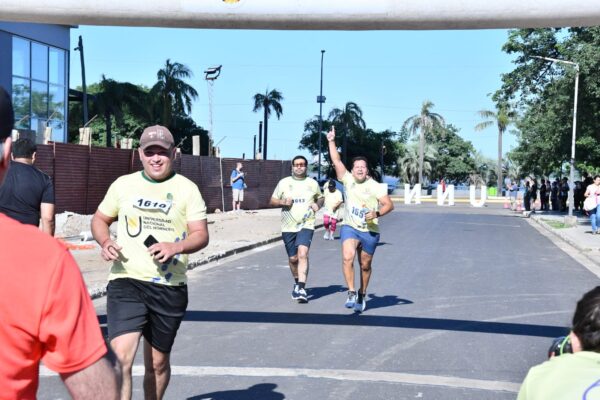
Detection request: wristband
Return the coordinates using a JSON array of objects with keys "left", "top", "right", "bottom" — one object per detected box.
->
[{"left": 376, "top": 211, "right": 381, "bottom": 218}]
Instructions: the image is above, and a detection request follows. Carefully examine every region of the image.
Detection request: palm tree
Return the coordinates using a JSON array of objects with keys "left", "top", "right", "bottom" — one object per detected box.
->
[
  {"left": 151, "top": 59, "right": 198, "bottom": 128},
  {"left": 474, "top": 105, "right": 516, "bottom": 196},
  {"left": 328, "top": 102, "right": 366, "bottom": 165},
  {"left": 252, "top": 89, "right": 283, "bottom": 160},
  {"left": 402, "top": 100, "right": 445, "bottom": 184},
  {"left": 93, "top": 76, "right": 147, "bottom": 147},
  {"left": 397, "top": 142, "right": 437, "bottom": 186}
]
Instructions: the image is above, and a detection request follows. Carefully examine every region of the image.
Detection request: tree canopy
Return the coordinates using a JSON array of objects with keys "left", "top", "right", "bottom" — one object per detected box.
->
[{"left": 495, "top": 27, "right": 600, "bottom": 177}]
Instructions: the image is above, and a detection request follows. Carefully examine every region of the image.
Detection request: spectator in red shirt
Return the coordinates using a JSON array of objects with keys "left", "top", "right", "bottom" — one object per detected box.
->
[{"left": 0, "top": 86, "right": 120, "bottom": 399}]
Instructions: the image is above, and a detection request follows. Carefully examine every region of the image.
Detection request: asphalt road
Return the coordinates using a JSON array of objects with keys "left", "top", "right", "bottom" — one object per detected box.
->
[{"left": 38, "top": 204, "right": 600, "bottom": 399}]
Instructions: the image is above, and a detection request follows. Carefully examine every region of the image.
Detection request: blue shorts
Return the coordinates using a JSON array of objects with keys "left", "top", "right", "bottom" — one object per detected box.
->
[
  {"left": 282, "top": 228, "right": 314, "bottom": 257},
  {"left": 340, "top": 225, "right": 380, "bottom": 255}
]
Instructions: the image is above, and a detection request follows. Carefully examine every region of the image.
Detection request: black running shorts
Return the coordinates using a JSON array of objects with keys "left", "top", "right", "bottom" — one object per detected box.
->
[
  {"left": 107, "top": 278, "right": 188, "bottom": 353},
  {"left": 282, "top": 228, "right": 314, "bottom": 257}
]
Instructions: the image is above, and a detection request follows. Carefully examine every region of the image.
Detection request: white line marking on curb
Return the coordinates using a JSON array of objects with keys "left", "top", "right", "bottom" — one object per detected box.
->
[{"left": 40, "top": 365, "right": 520, "bottom": 393}]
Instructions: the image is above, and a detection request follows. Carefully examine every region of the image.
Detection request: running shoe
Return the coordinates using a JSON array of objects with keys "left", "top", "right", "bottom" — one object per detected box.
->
[
  {"left": 323, "top": 231, "right": 329, "bottom": 239},
  {"left": 291, "top": 284, "right": 300, "bottom": 301},
  {"left": 354, "top": 293, "right": 367, "bottom": 313},
  {"left": 345, "top": 290, "right": 357, "bottom": 308},
  {"left": 297, "top": 287, "right": 308, "bottom": 303}
]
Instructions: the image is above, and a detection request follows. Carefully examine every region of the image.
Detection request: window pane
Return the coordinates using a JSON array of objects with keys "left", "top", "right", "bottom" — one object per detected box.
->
[
  {"left": 12, "top": 77, "right": 30, "bottom": 126},
  {"left": 12, "top": 37, "right": 30, "bottom": 78},
  {"left": 49, "top": 84, "right": 65, "bottom": 120},
  {"left": 31, "top": 42, "right": 48, "bottom": 82},
  {"left": 48, "top": 119, "right": 65, "bottom": 142},
  {"left": 31, "top": 81, "right": 48, "bottom": 119},
  {"left": 49, "top": 48, "right": 65, "bottom": 85}
]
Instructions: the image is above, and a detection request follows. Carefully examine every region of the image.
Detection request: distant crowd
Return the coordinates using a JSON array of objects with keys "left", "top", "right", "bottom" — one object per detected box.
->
[{"left": 506, "top": 173, "right": 597, "bottom": 212}]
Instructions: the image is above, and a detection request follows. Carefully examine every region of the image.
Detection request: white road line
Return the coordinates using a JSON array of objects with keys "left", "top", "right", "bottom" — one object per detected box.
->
[{"left": 39, "top": 365, "right": 520, "bottom": 393}]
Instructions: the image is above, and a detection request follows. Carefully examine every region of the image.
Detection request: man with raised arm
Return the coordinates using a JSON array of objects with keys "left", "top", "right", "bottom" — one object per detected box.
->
[{"left": 327, "top": 126, "right": 394, "bottom": 312}]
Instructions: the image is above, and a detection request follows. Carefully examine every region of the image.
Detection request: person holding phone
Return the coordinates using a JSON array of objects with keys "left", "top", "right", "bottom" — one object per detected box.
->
[{"left": 91, "top": 125, "right": 209, "bottom": 400}]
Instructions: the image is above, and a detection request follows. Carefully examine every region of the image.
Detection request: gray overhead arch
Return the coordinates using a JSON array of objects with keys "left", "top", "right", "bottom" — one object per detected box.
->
[{"left": 0, "top": 0, "right": 599, "bottom": 30}]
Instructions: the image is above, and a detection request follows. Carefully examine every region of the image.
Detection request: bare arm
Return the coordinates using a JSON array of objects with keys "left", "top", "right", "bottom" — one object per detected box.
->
[
  {"left": 365, "top": 195, "right": 394, "bottom": 221},
  {"left": 91, "top": 210, "right": 121, "bottom": 261},
  {"left": 326, "top": 126, "right": 347, "bottom": 180},
  {"left": 40, "top": 202, "right": 55, "bottom": 236},
  {"left": 146, "top": 219, "right": 209, "bottom": 264},
  {"left": 61, "top": 353, "right": 121, "bottom": 400}
]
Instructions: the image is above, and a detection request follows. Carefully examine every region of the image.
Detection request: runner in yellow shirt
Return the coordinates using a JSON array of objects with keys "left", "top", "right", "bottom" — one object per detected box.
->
[
  {"left": 91, "top": 125, "right": 209, "bottom": 399},
  {"left": 270, "top": 155, "right": 323, "bottom": 303},
  {"left": 327, "top": 126, "right": 394, "bottom": 312}
]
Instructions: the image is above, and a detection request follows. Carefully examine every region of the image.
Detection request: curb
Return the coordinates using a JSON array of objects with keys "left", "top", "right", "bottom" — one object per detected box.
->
[
  {"left": 88, "top": 223, "right": 325, "bottom": 300},
  {"left": 528, "top": 216, "right": 600, "bottom": 269}
]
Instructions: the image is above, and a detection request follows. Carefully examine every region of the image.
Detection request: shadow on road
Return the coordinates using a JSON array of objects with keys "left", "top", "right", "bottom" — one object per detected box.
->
[
  {"left": 366, "top": 294, "right": 413, "bottom": 310},
  {"left": 187, "top": 383, "right": 284, "bottom": 400},
  {"left": 307, "top": 284, "right": 345, "bottom": 301},
  {"left": 178, "top": 311, "right": 568, "bottom": 338}
]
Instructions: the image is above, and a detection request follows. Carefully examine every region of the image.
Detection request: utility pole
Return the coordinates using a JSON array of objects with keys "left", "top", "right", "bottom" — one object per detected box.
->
[
  {"left": 317, "top": 49, "right": 326, "bottom": 181},
  {"left": 253, "top": 134, "right": 256, "bottom": 159},
  {"left": 258, "top": 121, "right": 263, "bottom": 159},
  {"left": 74, "top": 36, "right": 88, "bottom": 126}
]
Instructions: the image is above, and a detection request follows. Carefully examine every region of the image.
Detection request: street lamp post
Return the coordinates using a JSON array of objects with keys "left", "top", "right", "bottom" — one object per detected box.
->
[
  {"left": 204, "top": 65, "right": 222, "bottom": 156},
  {"left": 317, "top": 50, "right": 326, "bottom": 182},
  {"left": 532, "top": 56, "right": 579, "bottom": 218}
]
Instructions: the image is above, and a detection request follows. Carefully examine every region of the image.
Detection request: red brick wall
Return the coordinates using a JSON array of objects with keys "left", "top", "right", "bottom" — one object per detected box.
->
[{"left": 34, "top": 143, "right": 292, "bottom": 214}]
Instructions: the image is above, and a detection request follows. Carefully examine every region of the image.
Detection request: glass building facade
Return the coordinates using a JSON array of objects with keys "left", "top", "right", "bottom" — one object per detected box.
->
[{"left": 0, "top": 22, "right": 70, "bottom": 143}]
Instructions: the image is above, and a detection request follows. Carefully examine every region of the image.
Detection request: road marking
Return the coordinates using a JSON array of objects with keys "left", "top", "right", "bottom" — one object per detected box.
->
[{"left": 39, "top": 365, "right": 520, "bottom": 393}]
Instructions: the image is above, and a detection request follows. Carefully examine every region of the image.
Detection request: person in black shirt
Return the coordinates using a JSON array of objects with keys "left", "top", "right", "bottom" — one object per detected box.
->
[{"left": 0, "top": 138, "right": 55, "bottom": 235}]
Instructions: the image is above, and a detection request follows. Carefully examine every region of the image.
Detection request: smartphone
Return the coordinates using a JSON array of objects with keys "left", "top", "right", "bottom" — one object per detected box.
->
[
  {"left": 144, "top": 234, "right": 172, "bottom": 264},
  {"left": 144, "top": 234, "right": 159, "bottom": 248}
]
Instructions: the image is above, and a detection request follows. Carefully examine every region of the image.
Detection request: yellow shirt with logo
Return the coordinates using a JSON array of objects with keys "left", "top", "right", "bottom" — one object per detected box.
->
[
  {"left": 323, "top": 189, "right": 343, "bottom": 218},
  {"left": 272, "top": 176, "right": 323, "bottom": 232},
  {"left": 98, "top": 171, "right": 207, "bottom": 286},
  {"left": 341, "top": 171, "right": 387, "bottom": 233}
]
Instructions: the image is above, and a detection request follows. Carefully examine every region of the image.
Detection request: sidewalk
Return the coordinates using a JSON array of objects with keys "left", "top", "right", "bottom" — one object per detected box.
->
[
  {"left": 67, "top": 208, "right": 324, "bottom": 299},
  {"left": 525, "top": 209, "right": 600, "bottom": 264}
]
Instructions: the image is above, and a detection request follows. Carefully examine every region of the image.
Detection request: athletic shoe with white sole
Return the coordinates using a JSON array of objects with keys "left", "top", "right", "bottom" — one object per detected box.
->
[
  {"left": 291, "top": 284, "right": 300, "bottom": 301},
  {"left": 296, "top": 287, "right": 308, "bottom": 303},
  {"left": 354, "top": 293, "right": 367, "bottom": 313},
  {"left": 345, "top": 291, "right": 357, "bottom": 308}
]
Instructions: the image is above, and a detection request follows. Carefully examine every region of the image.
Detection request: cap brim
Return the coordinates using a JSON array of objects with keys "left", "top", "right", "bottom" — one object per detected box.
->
[{"left": 140, "top": 141, "right": 173, "bottom": 150}]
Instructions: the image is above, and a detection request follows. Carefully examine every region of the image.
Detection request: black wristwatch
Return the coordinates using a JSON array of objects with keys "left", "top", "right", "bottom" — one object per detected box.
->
[{"left": 376, "top": 211, "right": 381, "bottom": 218}]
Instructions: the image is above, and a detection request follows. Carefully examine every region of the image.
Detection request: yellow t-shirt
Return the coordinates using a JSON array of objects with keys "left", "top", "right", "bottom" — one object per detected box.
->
[
  {"left": 323, "top": 189, "right": 343, "bottom": 218},
  {"left": 272, "top": 176, "right": 323, "bottom": 232},
  {"left": 518, "top": 352, "right": 600, "bottom": 400},
  {"left": 341, "top": 171, "right": 388, "bottom": 233},
  {"left": 98, "top": 171, "right": 207, "bottom": 286}
]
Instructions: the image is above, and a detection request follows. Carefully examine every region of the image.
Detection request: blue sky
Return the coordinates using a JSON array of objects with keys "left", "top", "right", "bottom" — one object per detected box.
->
[{"left": 69, "top": 26, "right": 517, "bottom": 161}]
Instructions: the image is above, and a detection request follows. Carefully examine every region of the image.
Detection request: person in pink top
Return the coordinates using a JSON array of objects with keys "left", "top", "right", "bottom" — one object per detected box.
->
[{"left": 584, "top": 175, "right": 600, "bottom": 234}]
